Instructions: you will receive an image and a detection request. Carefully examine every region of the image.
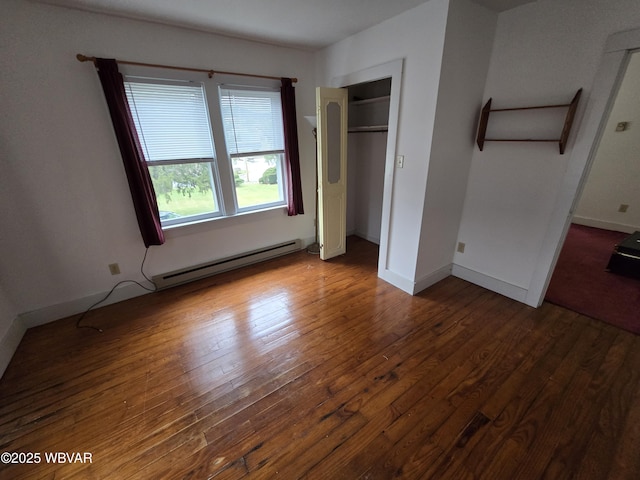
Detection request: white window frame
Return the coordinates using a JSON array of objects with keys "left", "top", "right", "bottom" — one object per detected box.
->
[
  {"left": 214, "top": 81, "right": 288, "bottom": 215},
  {"left": 120, "top": 66, "right": 288, "bottom": 229}
]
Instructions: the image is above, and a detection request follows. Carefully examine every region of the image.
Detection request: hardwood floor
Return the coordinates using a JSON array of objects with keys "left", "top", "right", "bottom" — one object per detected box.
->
[{"left": 1, "top": 236, "right": 639, "bottom": 479}]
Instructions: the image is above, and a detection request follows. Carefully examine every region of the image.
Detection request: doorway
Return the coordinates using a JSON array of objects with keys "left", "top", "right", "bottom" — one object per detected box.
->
[
  {"left": 329, "top": 59, "right": 403, "bottom": 281},
  {"left": 570, "top": 50, "right": 640, "bottom": 235},
  {"left": 528, "top": 28, "right": 640, "bottom": 307},
  {"left": 544, "top": 49, "right": 640, "bottom": 332}
]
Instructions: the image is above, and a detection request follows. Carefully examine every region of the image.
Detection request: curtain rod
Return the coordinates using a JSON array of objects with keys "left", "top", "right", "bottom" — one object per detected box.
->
[{"left": 76, "top": 54, "right": 297, "bottom": 83}]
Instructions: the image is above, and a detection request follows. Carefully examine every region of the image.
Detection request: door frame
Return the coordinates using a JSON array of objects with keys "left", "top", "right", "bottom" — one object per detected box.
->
[
  {"left": 330, "top": 59, "right": 404, "bottom": 281},
  {"left": 527, "top": 28, "right": 640, "bottom": 307}
]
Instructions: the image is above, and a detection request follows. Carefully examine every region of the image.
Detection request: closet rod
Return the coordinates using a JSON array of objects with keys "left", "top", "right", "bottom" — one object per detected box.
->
[{"left": 76, "top": 54, "right": 297, "bottom": 83}]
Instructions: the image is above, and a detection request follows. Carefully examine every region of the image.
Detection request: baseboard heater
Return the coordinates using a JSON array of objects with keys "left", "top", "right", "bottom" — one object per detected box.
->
[{"left": 152, "top": 239, "right": 302, "bottom": 290}]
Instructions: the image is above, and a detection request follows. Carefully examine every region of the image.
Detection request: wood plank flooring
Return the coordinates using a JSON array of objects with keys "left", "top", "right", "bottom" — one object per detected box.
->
[{"left": 1, "top": 236, "right": 639, "bottom": 479}]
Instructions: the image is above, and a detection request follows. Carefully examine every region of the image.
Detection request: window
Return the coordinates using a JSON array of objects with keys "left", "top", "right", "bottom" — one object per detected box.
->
[
  {"left": 125, "top": 79, "right": 220, "bottom": 226},
  {"left": 220, "top": 87, "right": 286, "bottom": 211},
  {"left": 123, "top": 73, "right": 288, "bottom": 227}
]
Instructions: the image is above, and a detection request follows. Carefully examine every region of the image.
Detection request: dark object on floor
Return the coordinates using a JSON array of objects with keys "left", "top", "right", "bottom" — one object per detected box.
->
[
  {"left": 545, "top": 224, "right": 640, "bottom": 335},
  {"left": 606, "top": 231, "right": 640, "bottom": 280}
]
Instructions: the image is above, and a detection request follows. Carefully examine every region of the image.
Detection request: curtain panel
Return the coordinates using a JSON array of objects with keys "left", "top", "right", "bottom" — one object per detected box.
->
[
  {"left": 280, "top": 78, "right": 304, "bottom": 216},
  {"left": 95, "top": 58, "right": 165, "bottom": 247}
]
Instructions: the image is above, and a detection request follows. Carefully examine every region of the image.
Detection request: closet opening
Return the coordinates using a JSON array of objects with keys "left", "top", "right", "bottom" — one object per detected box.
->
[
  {"left": 326, "top": 58, "right": 402, "bottom": 284},
  {"left": 346, "top": 77, "right": 391, "bottom": 250}
]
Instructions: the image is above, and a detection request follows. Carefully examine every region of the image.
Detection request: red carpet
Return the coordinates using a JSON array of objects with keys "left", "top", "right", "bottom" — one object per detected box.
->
[{"left": 545, "top": 224, "right": 640, "bottom": 335}]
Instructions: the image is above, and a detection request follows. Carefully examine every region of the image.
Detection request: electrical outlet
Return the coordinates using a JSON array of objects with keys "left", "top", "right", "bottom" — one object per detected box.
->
[
  {"left": 457, "top": 242, "right": 466, "bottom": 253},
  {"left": 108, "top": 263, "right": 121, "bottom": 275},
  {"left": 618, "top": 204, "right": 629, "bottom": 213}
]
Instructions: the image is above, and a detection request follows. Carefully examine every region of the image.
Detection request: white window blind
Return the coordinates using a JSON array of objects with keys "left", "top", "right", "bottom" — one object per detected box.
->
[
  {"left": 219, "top": 88, "right": 284, "bottom": 156},
  {"left": 124, "top": 81, "right": 215, "bottom": 162}
]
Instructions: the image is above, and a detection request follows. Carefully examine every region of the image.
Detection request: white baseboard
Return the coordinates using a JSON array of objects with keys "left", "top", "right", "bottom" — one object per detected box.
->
[
  {"left": 0, "top": 317, "right": 27, "bottom": 378},
  {"left": 379, "top": 264, "right": 452, "bottom": 296},
  {"left": 572, "top": 216, "right": 638, "bottom": 234},
  {"left": 18, "top": 282, "right": 153, "bottom": 329},
  {"left": 378, "top": 268, "right": 415, "bottom": 295},
  {"left": 451, "top": 264, "right": 531, "bottom": 305},
  {"left": 413, "top": 264, "right": 452, "bottom": 295},
  {"left": 353, "top": 231, "right": 380, "bottom": 245}
]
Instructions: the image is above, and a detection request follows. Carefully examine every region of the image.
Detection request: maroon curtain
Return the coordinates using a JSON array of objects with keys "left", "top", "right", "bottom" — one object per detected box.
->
[
  {"left": 281, "top": 78, "right": 304, "bottom": 216},
  {"left": 95, "top": 58, "right": 165, "bottom": 247}
]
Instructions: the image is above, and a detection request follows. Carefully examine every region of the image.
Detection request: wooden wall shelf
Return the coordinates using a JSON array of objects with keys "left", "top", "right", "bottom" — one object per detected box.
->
[{"left": 476, "top": 89, "right": 582, "bottom": 154}]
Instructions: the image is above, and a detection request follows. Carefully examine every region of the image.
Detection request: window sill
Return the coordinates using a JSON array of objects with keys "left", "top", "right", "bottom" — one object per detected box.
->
[{"left": 162, "top": 205, "right": 289, "bottom": 239}]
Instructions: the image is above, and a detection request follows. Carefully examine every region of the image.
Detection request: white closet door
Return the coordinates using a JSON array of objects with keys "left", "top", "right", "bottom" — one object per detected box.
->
[{"left": 316, "top": 87, "right": 348, "bottom": 260}]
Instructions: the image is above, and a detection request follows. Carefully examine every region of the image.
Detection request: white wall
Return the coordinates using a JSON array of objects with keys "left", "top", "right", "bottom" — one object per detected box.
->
[
  {"left": 0, "top": 0, "right": 316, "bottom": 330},
  {"left": 574, "top": 51, "right": 640, "bottom": 233},
  {"left": 347, "top": 132, "right": 388, "bottom": 244},
  {"left": 0, "top": 285, "right": 16, "bottom": 341},
  {"left": 454, "top": 0, "right": 640, "bottom": 304},
  {"left": 317, "top": 0, "right": 497, "bottom": 294},
  {"left": 0, "top": 284, "right": 23, "bottom": 376},
  {"left": 415, "top": 0, "right": 497, "bottom": 290},
  {"left": 316, "top": 0, "right": 451, "bottom": 288}
]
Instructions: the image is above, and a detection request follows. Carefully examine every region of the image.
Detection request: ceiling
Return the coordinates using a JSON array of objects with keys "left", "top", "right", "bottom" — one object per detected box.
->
[{"left": 36, "top": 0, "right": 536, "bottom": 50}]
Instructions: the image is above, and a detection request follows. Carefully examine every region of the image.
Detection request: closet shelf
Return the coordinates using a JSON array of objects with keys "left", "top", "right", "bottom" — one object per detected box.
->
[
  {"left": 348, "top": 125, "right": 388, "bottom": 133},
  {"left": 476, "top": 89, "right": 582, "bottom": 154},
  {"left": 349, "top": 95, "right": 391, "bottom": 106}
]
